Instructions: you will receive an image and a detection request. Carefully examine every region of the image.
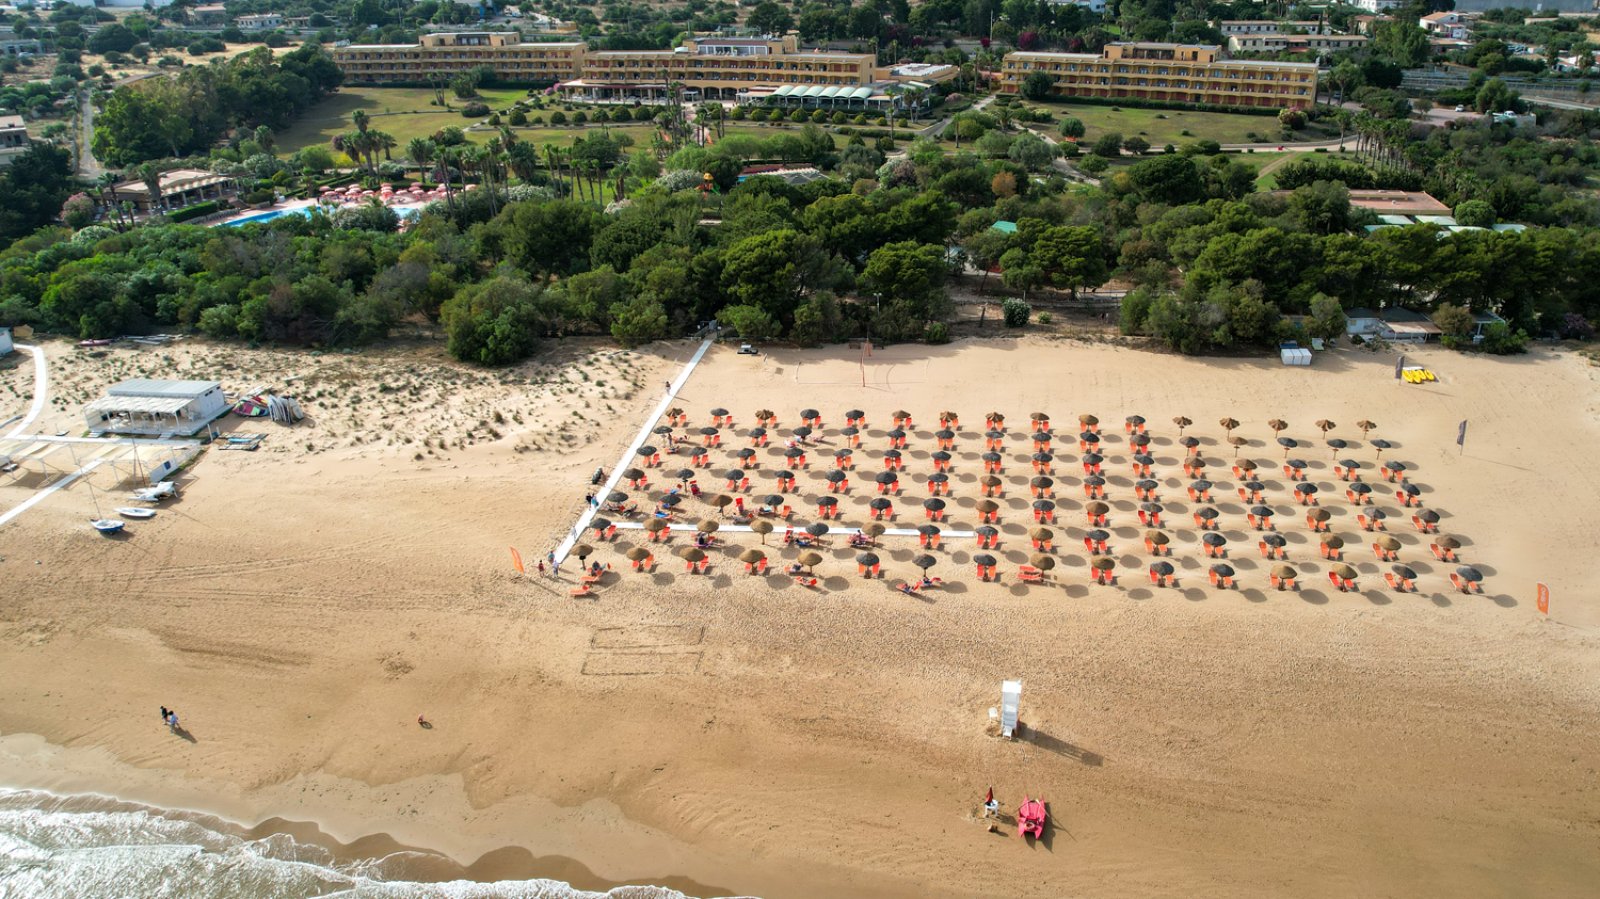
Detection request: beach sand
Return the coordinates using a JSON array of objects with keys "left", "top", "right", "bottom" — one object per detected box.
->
[{"left": 1, "top": 335, "right": 1598, "bottom": 898}]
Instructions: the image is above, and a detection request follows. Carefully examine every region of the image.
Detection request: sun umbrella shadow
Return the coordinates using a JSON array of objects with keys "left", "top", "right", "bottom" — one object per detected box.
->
[
  {"left": 1125, "top": 587, "right": 1153, "bottom": 601},
  {"left": 1239, "top": 588, "right": 1269, "bottom": 604},
  {"left": 1489, "top": 593, "right": 1517, "bottom": 608},
  {"left": 942, "top": 581, "right": 969, "bottom": 595},
  {"left": 1428, "top": 593, "right": 1453, "bottom": 608},
  {"left": 1180, "top": 587, "right": 1207, "bottom": 602},
  {"left": 1363, "top": 590, "right": 1392, "bottom": 606},
  {"left": 1299, "top": 589, "right": 1330, "bottom": 605}
]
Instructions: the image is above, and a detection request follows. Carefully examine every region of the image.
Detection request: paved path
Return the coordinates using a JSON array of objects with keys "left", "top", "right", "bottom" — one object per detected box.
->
[
  {"left": 552, "top": 337, "right": 715, "bottom": 565},
  {"left": 604, "top": 521, "right": 978, "bottom": 539},
  {"left": 4, "top": 344, "right": 48, "bottom": 440},
  {"left": 0, "top": 459, "right": 104, "bottom": 529}
]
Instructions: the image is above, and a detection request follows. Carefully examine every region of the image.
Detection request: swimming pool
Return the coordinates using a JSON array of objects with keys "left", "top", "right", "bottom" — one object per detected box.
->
[
  {"left": 220, "top": 206, "right": 314, "bottom": 227},
  {"left": 219, "top": 205, "right": 423, "bottom": 227}
]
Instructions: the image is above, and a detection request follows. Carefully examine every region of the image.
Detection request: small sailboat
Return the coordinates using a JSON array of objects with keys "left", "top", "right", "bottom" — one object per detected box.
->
[
  {"left": 85, "top": 476, "right": 124, "bottom": 535},
  {"left": 115, "top": 507, "right": 156, "bottom": 520},
  {"left": 1017, "top": 797, "right": 1047, "bottom": 840}
]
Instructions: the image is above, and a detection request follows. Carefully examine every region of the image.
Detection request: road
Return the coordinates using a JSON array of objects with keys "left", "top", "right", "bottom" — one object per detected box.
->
[{"left": 75, "top": 89, "right": 104, "bottom": 181}]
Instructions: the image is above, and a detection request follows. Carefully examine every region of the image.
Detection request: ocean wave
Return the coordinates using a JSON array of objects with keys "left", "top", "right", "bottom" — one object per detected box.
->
[{"left": 0, "top": 789, "right": 696, "bottom": 899}]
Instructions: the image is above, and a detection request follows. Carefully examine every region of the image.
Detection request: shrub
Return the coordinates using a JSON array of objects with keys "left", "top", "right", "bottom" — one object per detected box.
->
[
  {"left": 1431, "top": 303, "right": 1474, "bottom": 338},
  {"left": 1479, "top": 321, "right": 1528, "bottom": 355},
  {"left": 1037, "top": 311, "right": 1052, "bottom": 325},
  {"left": 1002, "top": 298, "right": 1030, "bottom": 327},
  {"left": 509, "top": 109, "right": 527, "bottom": 126},
  {"left": 461, "top": 101, "right": 490, "bottom": 118},
  {"left": 924, "top": 321, "right": 950, "bottom": 344},
  {"left": 168, "top": 200, "right": 221, "bottom": 223},
  {"left": 1453, "top": 199, "right": 1496, "bottom": 228},
  {"left": 549, "top": 111, "right": 567, "bottom": 125},
  {"left": 572, "top": 111, "right": 588, "bottom": 124},
  {"left": 1559, "top": 313, "right": 1594, "bottom": 340}
]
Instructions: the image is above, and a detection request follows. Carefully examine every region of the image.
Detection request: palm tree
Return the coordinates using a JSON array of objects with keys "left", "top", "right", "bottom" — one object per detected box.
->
[
  {"left": 437, "top": 145, "right": 460, "bottom": 210},
  {"left": 506, "top": 141, "right": 539, "bottom": 184},
  {"left": 352, "top": 109, "right": 370, "bottom": 134},
  {"left": 136, "top": 162, "right": 163, "bottom": 215},
  {"left": 371, "top": 130, "right": 396, "bottom": 162},
  {"left": 406, "top": 137, "right": 435, "bottom": 185},
  {"left": 96, "top": 171, "right": 128, "bottom": 230},
  {"left": 253, "top": 124, "right": 275, "bottom": 152}
]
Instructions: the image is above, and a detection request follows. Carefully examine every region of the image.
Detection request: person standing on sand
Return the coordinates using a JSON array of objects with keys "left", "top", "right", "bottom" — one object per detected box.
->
[
  {"left": 537, "top": 560, "right": 546, "bottom": 576},
  {"left": 167, "top": 711, "right": 179, "bottom": 733},
  {"left": 160, "top": 705, "right": 170, "bottom": 725}
]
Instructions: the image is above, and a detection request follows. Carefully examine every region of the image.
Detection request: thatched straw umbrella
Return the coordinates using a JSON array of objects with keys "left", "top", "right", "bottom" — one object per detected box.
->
[
  {"left": 1029, "top": 554, "right": 1055, "bottom": 571},
  {"left": 799, "top": 551, "right": 823, "bottom": 573},
  {"left": 1268, "top": 419, "right": 1288, "bottom": 437},
  {"left": 676, "top": 546, "right": 705, "bottom": 562},
  {"left": 1357, "top": 420, "right": 1377, "bottom": 439},
  {"left": 697, "top": 519, "right": 720, "bottom": 535},
  {"left": 751, "top": 519, "right": 774, "bottom": 544},
  {"left": 645, "top": 518, "right": 670, "bottom": 535},
  {"left": 1173, "top": 416, "right": 1192, "bottom": 434},
  {"left": 1315, "top": 419, "right": 1336, "bottom": 437},
  {"left": 913, "top": 554, "right": 936, "bottom": 572},
  {"left": 1219, "top": 417, "right": 1240, "bottom": 435},
  {"left": 1228, "top": 435, "right": 1247, "bottom": 456},
  {"left": 626, "top": 546, "right": 652, "bottom": 563}
]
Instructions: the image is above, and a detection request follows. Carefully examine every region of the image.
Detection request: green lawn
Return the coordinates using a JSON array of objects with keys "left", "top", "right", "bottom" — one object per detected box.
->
[
  {"left": 1020, "top": 100, "right": 1330, "bottom": 147},
  {"left": 275, "top": 85, "right": 540, "bottom": 158}
]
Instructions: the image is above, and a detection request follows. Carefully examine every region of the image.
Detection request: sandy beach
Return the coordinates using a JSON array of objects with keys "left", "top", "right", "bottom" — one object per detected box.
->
[{"left": 2, "top": 335, "right": 1598, "bottom": 897}]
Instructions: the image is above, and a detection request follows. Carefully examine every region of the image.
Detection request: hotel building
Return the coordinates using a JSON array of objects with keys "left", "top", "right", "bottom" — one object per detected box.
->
[
  {"left": 1227, "top": 33, "right": 1369, "bottom": 54},
  {"left": 333, "top": 33, "right": 955, "bottom": 102},
  {"left": 999, "top": 42, "right": 1318, "bottom": 110},
  {"left": 333, "top": 32, "right": 586, "bottom": 84}
]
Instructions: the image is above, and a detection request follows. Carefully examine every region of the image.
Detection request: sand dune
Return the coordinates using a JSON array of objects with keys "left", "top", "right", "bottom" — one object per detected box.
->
[{"left": 1, "top": 336, "right": 1598, "bottom": 898}]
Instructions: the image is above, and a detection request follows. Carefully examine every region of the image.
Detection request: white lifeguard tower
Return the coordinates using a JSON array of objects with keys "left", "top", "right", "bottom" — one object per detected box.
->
[{"left": 999, "top": 680, "right": 1022, "bottom": 739}]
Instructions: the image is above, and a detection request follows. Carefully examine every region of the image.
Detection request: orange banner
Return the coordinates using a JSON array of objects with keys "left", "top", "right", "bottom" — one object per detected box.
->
[
  {"left": 510, "top": 547, "right": 525, "bottom": 574},
  {"left": 1536, "top": 583, "right": 1549, "bottom": 616}
]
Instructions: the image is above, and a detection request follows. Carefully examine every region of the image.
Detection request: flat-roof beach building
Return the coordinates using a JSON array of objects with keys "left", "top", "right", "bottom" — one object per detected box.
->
[{"left": 85, "top": 379, "right": 230, "bottom": 436}]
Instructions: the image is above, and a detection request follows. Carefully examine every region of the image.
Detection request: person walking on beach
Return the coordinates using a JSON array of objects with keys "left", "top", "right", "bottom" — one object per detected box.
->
[
  {"left": 536, "top": 560, "right": 546, "bottom": 576},
  {"left": 160, "top": 705, "right": 170, "bottom": 725},
  {"left": 167, "top": 710, "right": 179, "bottom": 733},
  {"left": 584, "top": 493, "right": 596, "bottom": 509}
]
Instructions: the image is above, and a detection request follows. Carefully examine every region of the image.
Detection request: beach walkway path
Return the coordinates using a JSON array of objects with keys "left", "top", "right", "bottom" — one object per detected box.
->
[
  {"left": 4, "top": 343, "right": 48, "bottom": 440},
  {"left": 553, "top": 337, "right": 716, "bottom": 565}
]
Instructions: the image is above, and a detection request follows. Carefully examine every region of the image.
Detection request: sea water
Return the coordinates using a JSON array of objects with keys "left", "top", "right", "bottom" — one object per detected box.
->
[{"left": 0, "top": 789, "right": 693, "bottom": 899}]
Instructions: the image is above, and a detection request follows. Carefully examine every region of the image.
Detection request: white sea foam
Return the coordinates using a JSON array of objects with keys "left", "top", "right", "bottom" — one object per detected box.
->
[{"left": 0, "top": 789, "right": 697, "bottom": 899}]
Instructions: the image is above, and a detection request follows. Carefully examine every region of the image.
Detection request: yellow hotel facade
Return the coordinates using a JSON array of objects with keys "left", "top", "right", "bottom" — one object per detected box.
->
[
  {"left": 331, "top": 33, "right": 948, "bottom": 101},
  {"left": 1000, "top": 42, "right": 1318, "bottom": 110}
]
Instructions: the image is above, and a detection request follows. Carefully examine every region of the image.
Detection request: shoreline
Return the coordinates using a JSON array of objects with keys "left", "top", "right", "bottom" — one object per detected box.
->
[{"left": 0, "top": 732, "right": 738, "bottom": 897}]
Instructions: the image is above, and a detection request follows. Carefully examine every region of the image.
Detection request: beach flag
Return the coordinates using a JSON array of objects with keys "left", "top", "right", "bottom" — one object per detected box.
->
[
  {"left": 510, "top": 547, "right": 525, "bottom": 574},
  {"left": 1536, "top": 583, "right": 1549, "bottom": 616},
  {"left": 1456, "top": 420, "right": 1468, "bottom": 447},
  {"left": 986, "top": 787, "right": 994, "bottom": 804}
]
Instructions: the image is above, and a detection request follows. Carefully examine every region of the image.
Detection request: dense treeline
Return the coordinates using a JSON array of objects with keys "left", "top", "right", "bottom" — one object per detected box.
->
[
  {"left": 8, "top": 89, "right": 1600, "bottom": 362},
  {"left": 91, "top": 45, "right": 343, "bottom": 167},
  {"left": 0, "top": 145, "right": 76, "bottom": 247}
]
